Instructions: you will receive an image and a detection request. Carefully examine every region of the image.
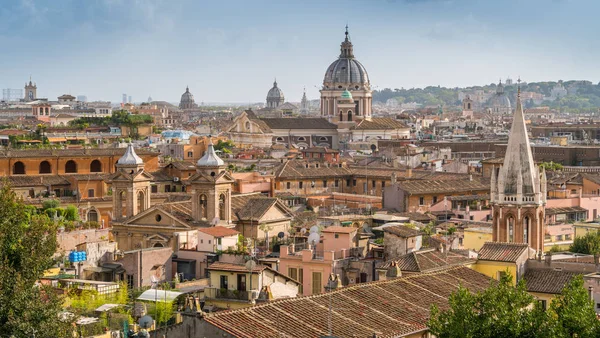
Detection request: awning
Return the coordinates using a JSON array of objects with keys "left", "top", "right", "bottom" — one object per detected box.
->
[
  {"left": 341, "top": 221, "right": 353, "bottom": 226},
  {"left": 101, "top": 263, "right": 125, "bottom": 274},
  {"left": 137, "top": 289, "right": 183, "bottom": 302},
  {"left": 546, "top": 206, "right": 588, "bottom": 215}
]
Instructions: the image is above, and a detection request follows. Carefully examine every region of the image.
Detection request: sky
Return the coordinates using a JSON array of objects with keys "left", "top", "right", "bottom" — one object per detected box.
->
[{"left": 0, "top": 0, "right": 598, "bottom": 104}]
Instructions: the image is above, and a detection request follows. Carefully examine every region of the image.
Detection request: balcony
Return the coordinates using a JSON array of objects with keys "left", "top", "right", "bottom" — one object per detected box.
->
[{"left": 204, "top": 287, "right": 258, "bottom": 302}]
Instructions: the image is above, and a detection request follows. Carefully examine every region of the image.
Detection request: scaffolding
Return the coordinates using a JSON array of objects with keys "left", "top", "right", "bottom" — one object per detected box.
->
[{"left": 2, "top": 88, "right": 23, "bottom": 102}]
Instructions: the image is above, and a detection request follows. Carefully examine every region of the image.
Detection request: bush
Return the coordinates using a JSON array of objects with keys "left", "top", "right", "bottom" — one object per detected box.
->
[{"left": 42, "top": 199, "right": 60, "bottom": 210}]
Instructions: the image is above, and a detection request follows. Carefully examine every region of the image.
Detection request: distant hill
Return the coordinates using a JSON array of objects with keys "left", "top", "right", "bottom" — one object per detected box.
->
[{"left": 373, "top": 80, "right": 600, "bottom": 112}]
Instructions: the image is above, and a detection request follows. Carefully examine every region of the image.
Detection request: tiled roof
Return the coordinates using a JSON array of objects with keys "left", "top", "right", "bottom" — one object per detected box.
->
[
  {"left": 389, "top": 212, "right": 436, "bottom": 222},
  {"left": 322, "top": 226, "right": 357, "bottom": 234},
  {"left": 581, "top": 173, "right": 600, "bottom": 185},
  {"left": 198, "top": 226, "right": 239, "bottom": 238},
  {"left": 477, "top": 242, "right": 530, "bottom": 262},
  {"left": 207, "top": 262, "right": 266, "bottom": 273},
  {"left": 236, "top": 198, "right": 281, "bottom": 221},
  {"left": 231, "top": 192, "right": 264, "bottom": 219},
  {"left": 350, "top": 118, "right": 409, "bottom": 130},
  {"left": 203, "top": 266, "right": 492, "bottom": 338},
  {"left": 3, "top": 175, "right": 72, "bottom": 187},
  {"left": 524, "top": 268, "right": 580, "bottom": 294},
  {"left": 260, "top": 118, "right": 338, "bottom": 130},
  {"left": 396, "top": 177, "right": 490, "bottom": 195},
  {"left": 383, "top": 225, "right": 422, "bottom": 238},
  {"left": 166, "top": 161, "right": 196, "bottom": 170},
  {"left": 274, "top": 160, "right": 354, "bottom": 179},
  {"left": 0, "top": 148, "right": 159, "bottom": 159},
  {"left": 377, "top": 249, "right": 474, "bottom": 272}
]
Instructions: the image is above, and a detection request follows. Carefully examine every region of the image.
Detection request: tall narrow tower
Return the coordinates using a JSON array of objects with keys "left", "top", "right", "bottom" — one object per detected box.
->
[
  {"left": 110, "top": 144, "right": 153, "bottom": 220},
  {"left": 490, "top": 83, "right": 547, "bottom": 253},
  {"left": 24, "top": 77, "right": 37, "bottom": 102}
]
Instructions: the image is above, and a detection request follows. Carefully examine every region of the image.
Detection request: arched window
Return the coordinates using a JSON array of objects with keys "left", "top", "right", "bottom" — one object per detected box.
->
[
  {"left": 65, "top": 160, "right": 77, "bottom": 173},
  {"left": 87, "top": 210, "right": 98, "bottom": 222},
  {"left": 467, "top": 102, "right": 471, "bottom": 109},
  {"left": 39, "top": 161, "right": 51, "bottom": 174},
  {"left": 507, "top": 216, "right": 515, "bottom": 242},
  {"left": 13, "top": 161, "right": 25, "bottom": 175},
  {"left": 339, "top": 110, "right": 343, "bottom": 121},
  {"left": 297, "top": 137, "right": 306, "bottom": 142},
  {"left": 276, "top": 137, "right": 284, "bottom": 143},
  {"left": 219, "top": 194, "right": 226, "bottom": 221},
  {"left": 523, "top": 216, "right": 530, "bottom": 244},
  {"left": 319, "top": 136, "right": 328, "bottom": 142},
  {"left": 153, "top": 242, "right": 164, "bottom": 248},
  {"left": 137, "top": 191, "right": 146, "bottom": 213},
  {"left": 347, "top": 110, "right": 352, "bottom": 121},
  {"left": 90, "top": 160, "right": 102, "bottom": 173},
  {"left": 199, "top": 194, "right": 207, "bottom": 219},
  {"left": 245, "top": 121, "right": 251, "bottom": 131}
]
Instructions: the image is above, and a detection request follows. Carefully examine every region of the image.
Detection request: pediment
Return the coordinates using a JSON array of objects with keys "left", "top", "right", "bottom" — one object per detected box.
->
[
  {"left": 188, "top": 171, "right": 235, "bottom": 184},
  {"left": 124, "top": 206, "right": 191, "bottom": 229}
]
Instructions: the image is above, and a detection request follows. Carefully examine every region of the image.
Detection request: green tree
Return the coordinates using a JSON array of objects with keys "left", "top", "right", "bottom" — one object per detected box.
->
[
  {"left": 551, "top": 275, "right": 600, "bottom": 338},
  {"left": 0, "top": 184, "right": 72, "bottom": 337},
  {"left": 569, "top": 231, "right": 600, "bottom": 255},
  {"left": 428, "top": 272, "right": 600, "bottom": 338}
]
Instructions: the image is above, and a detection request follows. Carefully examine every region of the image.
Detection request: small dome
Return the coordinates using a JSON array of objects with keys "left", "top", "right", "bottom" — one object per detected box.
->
[
  {"left": 117, "top": 144, "right": 143, "bottom": 166},
  {"left": 197, "top": 142, "right": 225, "bottom": 167},
  {"left": 341, "top": 89, "right": 353, "bottom": 100}
]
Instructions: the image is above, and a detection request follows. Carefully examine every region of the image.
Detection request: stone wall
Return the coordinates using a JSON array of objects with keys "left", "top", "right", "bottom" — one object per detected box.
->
[{"left": 57, "top": 228, "right": 111, "bottom": 253}]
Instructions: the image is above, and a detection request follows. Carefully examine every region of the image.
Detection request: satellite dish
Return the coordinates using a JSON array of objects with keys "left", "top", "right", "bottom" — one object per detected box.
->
[
  {"left": 308, "top": 232, "right": 320, "bottom": 246},
  {"left": 138, "top": 315, "right": 153, "bottom": 329},
  {"left": 245, "top": 259, "right": 257, "bottom": 271},
  {"left": 277, "top": 232, "right": 285, "bottom": 239},
  {"left": 300, "top": 228, "right": 307, "bottom": 235},
  {"left": 309, "top": 226, "right": 319, "bottom": 234}
]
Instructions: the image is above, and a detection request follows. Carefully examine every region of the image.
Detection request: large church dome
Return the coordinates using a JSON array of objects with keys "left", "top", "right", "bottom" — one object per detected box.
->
[
  {"left": 487, "top": 80, "right": 511, "bottom": 114},
  {"left": 266, "top": 79, "right": 285, "bottom": 108},
  {"left": 179, "top": 86, "right": 195, "bottom": 109},
  {"left": 323, "top": 27, "right": 370, "bottom": 90}
]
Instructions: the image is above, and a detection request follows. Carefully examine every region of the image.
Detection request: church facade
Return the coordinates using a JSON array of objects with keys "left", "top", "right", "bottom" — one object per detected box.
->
[{"left": 490, "top": 87, "right": 547, "bottom": 253}]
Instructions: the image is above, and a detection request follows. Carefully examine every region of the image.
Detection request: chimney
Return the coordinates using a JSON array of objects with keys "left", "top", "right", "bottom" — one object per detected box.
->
[
  {"left": 386, "top": 261, "right": 402, "bottom": 279},
  {"left": 589, "top": 286, "right": 594, "bottom": 301},
  {"left": 545, "top": 253, "right": 552, "bottom": 265},
  {"left": 325, "top": 273, "right": 341, "bottom": 291}
]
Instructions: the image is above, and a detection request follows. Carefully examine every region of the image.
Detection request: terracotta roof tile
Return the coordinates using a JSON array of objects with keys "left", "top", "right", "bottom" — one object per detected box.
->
[
  {"left": 478, "top": 242, "right": 531, "bottom": 262},
  {"left": 322, "top": 226, "right": 357, "bottom": 234},
  {"left": 377, "top": 249, "right": 474, "bottom": 272},
  {"left": 204, "top": 266, "right": 492, "bottom": 338},
  {"left": 260, "top": 118, "right": 338, "bottom": 130},
  {"left": 197, "top": 226, "right": 239, "bottom": 238},
  {"left": 524, "top": 268, "right": 580, "bottom": 294},
  {"left": 396, "top": 177, "right": 490, "bottom": 195},
  {"left": 383, "top": 225, "right": 422, "bottom": 238}
]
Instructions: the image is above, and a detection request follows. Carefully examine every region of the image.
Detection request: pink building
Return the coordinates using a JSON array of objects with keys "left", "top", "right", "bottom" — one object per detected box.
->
[
  {"left": 280, "top": 226, "right": 366, "bottom": 296},
  {"left": 231, "top": 172, "right": 273, "bottom": 196}
]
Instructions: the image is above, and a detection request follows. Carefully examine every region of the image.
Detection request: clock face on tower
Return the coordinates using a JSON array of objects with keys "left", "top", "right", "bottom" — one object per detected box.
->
[{"left": 28, "top": 91, "right": 33, "bottom": 100}]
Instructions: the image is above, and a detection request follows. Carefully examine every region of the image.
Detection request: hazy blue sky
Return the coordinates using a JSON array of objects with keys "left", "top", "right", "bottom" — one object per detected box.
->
[{"left": 1, "top": 0, "right": 597, "bottom": 103}]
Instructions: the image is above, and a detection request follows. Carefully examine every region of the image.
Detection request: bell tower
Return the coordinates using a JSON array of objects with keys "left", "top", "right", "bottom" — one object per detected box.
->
[
  {"left": 110, "top": 144, "right": 152, "bottom": 221},
  {"left": 188, "top": 140, "right": 235, "bottom": 226},
  {"left": 490, "top": 83, "right": 547, "bottom": 253},
  {"left": 24, "top": 77, "right": 37, "bottom": 102}
]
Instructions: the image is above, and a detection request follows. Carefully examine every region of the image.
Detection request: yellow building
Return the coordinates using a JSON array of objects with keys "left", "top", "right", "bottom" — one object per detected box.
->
[
  {"left": 463, "top": 227, "right": 493, "bottom": 251},
  {"left": 473, "top": 242, "right": 534, "bottom": 285},
  {"left": 573, "top": 222, "right": 600, "bottom": 238},
  {"left": 523, "top": 268, "right": 580, "bottom": 310}
]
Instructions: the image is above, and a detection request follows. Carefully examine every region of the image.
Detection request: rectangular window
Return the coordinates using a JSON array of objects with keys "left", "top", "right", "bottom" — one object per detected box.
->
[
  {"left": 540, "top": 300, "right": 547, "bottom": 310},
  {"left": 288, "top": 268, "right": 298, "bottom": 281},
  {"left": 335, "top": 180, "right": 339, "bottom": 188},
  {"left": 372, "top": 180, "right": 376, "bottom": 188},
  {"left": 286, "top": 182, "right": 291, "bottom": 189},
  {"left": 335, "top": 233, "right": 339, "bottom": 239},
  {"left": 419, "top": 196, "right": 424, "bottom": 205},
  {"left": 151, "top": 185, "right": 158, "bottom": 193},
  {"left": 311, "top": 271, "right": 322, "bottom": 295},
  {"left": 126, "top": 274, "right": 135, "bottom": 289},
  {"left": 346, "top": 179, "right": 351, "bottom": 187},
  {"left": 220, "top": 275, "right": 228, "bottom": 289},
  {"left": 165, "top": 185, "right": 171, "bottom": 193},
  {"left": 237, "top": 274, "right": 246, "bottom": 291},
  {"left": 299, "top": 182, "right": 303, "bottom": 189},
  {"left": 381, "top": 181, "right": 385, "bottom": 188},
  {"left": 208, "top": 240, "right": 211, "bottom": 244},
  {"left": 217, "top": 238, "right": 222, "bottom": 245},
  {"left": 433, "top": 196, "right": 438, "bottom": 204},
  {"left": 200, "top": 239, "right": 203, "bottom": 244},
  {"left": 88, "top": 189, "right": 95, "bottom": 198},
  {"left": 187, "top": 151, "right": 193, "bottom": 158},
  {"left": 323, "top": 180, "right": 327, "bottom": 188},
  {"left": 353, "top": 179, "right": 357, "bottom": 187}
]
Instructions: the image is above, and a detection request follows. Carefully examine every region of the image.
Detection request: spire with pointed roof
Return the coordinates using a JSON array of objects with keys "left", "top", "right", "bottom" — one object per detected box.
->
[{"left": 492, "top": 86, "right": 545, "bottom": 205}]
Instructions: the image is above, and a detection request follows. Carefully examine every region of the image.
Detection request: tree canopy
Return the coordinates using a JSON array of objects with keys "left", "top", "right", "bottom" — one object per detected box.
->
[
  {"left": 0, "top": 184, "right": 72, "bottom": 336},
  {"left": 428, "top": 272, "right": 600, "bottom": 338},
  {"left": 569, "top": 231, "right": 600, "bottom": 255}
]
